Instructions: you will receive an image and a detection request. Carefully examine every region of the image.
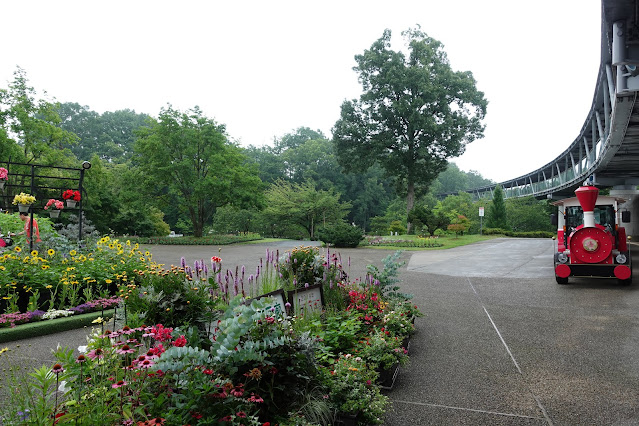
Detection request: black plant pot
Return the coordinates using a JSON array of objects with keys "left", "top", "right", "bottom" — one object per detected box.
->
[
  {"left": 377, "top": 362, "right": 400, "bottom": 390},
  {"left": 334, "top": 411, "right": 360, "bottom": 426}
]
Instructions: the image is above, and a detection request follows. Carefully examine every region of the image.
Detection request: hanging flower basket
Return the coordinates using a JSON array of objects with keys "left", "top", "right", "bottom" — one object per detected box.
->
[
  {"left": 0, "top": 167, "right": 7, "bottom": 190},
  {"left": 49, "top": 209, "right": 61, "bottom": 218},
  {"left": 62, "top": 189, "right": 81, "bottom": 208},
  {"left": 12, "top": 192, "right": 36, "bottom": 213}
]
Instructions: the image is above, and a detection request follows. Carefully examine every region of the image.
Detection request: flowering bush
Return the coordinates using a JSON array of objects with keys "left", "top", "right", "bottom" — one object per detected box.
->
[
  {"left": 62, "top": 189, "right": 81, "bottom": 201},
  {"left": 0, "top": 167, "right": 7, "bottom": 180},
  {"left": 12, "top": 192, "right": 36, "bottom": 205},
  {"left": 321, "top": 354, "right": 388, "bottom": 424},
  {"left": 0, "top": 237, "right": 150, "bottom": 315},
  {"left": 355, "top": 328, "right": 409, "bottom": 371},
  {"left": 0, "top": 246, "right": 423, "bottom": 425},
  {"left": 44, "top": 198, "right": 64, "bottom": 210}
]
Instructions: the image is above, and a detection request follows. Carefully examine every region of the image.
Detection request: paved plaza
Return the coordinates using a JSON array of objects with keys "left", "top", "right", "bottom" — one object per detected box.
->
[{"left": 1, "top": 238, "right": 638, "bottom": 425}]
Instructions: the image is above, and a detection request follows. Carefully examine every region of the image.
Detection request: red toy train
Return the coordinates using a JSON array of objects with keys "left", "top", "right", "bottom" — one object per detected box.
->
[{"left": 552, "top": 185, "right": 632, "bottom": 285}]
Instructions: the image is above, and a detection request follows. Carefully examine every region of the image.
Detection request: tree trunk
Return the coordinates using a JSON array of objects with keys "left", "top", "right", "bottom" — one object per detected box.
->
[{"left": 406, "top": 180, "right": 415, "bottom": 234}]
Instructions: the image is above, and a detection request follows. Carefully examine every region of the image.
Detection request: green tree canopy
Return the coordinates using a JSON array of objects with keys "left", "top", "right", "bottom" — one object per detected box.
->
[
  {"left": 135, "top": 105, "right": 263, "bottom": 237},
  {"left": 333, "top": 27, "right": 487, "bottom": 232},
  {"left": 0, "top": 67, "right": 78, "bottom": 167},
  {"left": 263, "top": 180, "right": 351, "bottom": 239},
  {"left": 57, "top": 103, "right": 150, "bottom": 163}
]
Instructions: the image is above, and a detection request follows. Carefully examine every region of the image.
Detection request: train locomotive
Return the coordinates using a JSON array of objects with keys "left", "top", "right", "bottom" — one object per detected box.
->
[{"left": 552, "top": 184, "right": 632, "bottom": 285}]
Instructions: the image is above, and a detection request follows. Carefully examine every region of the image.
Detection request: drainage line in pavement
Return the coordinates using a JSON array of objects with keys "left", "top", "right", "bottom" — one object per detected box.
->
[
  {"left": 466, "top": 277, "right": 554, "bottom": 426},
  {"left": 392, "top": 399, "right": 545, "bottom": 421}
]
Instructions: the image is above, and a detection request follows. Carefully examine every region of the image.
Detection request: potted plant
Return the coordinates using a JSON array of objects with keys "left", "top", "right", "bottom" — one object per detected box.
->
[
  {"left": 322, "top": 354, "right": 389, "bottom": 425},
  {"left": 355, "top": 329, "right": 409, "bottom": 390},
  {"left": 62, "top": 189, "right": 81, "bottom": 208},
  {"left": 12, "top": 192, "right": 36, "bottom": 213},
  {"left": 0, "top": 167, "right": 7, "bottom": 190},
  {"left": 44, "top": 198, "right": 64, "bottom": 218}
]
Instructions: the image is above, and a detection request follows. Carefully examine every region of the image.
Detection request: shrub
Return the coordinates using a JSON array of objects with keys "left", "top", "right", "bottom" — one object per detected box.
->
[
  {"left": 388, "top": 220, "right": 406, "bottom": 235},
  {"left": 316, "top": 222, "right": 364, "bottom": 248}
]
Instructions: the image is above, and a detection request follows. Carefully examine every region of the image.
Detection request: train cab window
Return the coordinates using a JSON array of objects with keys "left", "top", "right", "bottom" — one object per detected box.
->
[
  {"left": 594, "top": 205, "right": 615, "bottom": 228},
  {"left": 565, "top": 205, "right": 615, "bottom": 229}
]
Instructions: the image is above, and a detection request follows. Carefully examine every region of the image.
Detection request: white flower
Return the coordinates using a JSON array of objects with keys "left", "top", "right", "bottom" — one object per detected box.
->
[
  {"left": 58, "top": 380, "right": 70, "bottom": 394},
  {"left": 77, "top": 345, "right": 87, "bottom": 353}
]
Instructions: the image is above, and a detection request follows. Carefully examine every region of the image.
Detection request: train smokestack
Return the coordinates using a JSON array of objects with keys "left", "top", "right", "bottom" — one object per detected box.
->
[{"left": 575, "top": 185, "right": 599, "bottom": 228}]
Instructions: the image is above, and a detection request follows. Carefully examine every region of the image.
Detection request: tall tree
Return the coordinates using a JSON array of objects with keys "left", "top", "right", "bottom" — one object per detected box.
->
[
  {"left": 333, "top": 27, "right": 487, "bottom": 232},
  {"left": 0, "top": 67, "right": 78, "bottom": 166},
  {"left": 135, "top": 105, "right": 263, "bottom": 237},
  {"left": 487, "top": 184, "right": 508, "bottom": 230}
]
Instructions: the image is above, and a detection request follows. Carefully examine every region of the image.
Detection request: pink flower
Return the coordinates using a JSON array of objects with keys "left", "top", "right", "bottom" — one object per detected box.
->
[
  {"left": 86, "top": 348, "right": 104, "bottom": 360},
  {"left": 0, "top": 167, "right": 7, "bottom": 180},
  {"left": 247, "top": 393, "right": 264, "bottom": 403},
  {"left": 116, "top": 344, "right": 135, "bottom": 355},
  {"left": 111, "top": 380, "right": 127, "bottom": 389}
]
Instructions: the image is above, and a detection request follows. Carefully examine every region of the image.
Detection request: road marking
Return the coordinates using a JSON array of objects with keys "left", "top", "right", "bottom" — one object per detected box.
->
[
  {"left": 466, "top": 277, "right": 554, "bottom": 426},
  {"left": 392, "top": 399, "right": 545, "bottom": 420}
]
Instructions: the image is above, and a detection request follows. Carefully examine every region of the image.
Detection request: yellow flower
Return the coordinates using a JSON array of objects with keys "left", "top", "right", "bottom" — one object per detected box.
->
[
  {"left": 126, "top": 240, "right": 131, "bottom": 246},
  {"left": 41, "top": 265, "right": 50, "bottom": 270},
  {"left": 46, "top": 285, "right": 53, "bottom": 289},
  {"left": 48, "top": 249, "right": 55, "bottom": 256},
  {"left": 0, "top": 347, "right": 8, "bottom": 355},
  {"left": 105, "top": 279, "right": 112, "bottom": 284},
  {"left": 31, "top": 250, "right": 38, "bottom": 257},
  {"left": 92, "top": 317, "right": 104, "bottom": 324},
  {"left": 69, "top": 250, "right": 77, "bottom": 256},
  {"left": 14, "top": 246, "right": 21, "bottom": 253}
]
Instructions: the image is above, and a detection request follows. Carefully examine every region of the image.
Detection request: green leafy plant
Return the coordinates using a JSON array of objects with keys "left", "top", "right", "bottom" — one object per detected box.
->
[{"left": 316, "top": 222, "right": 364, "bottom": 248}]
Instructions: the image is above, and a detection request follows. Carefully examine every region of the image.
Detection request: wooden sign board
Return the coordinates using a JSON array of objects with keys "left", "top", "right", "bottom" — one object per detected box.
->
[
  {"left": 290, "top": 284, "right": 324, "bottom": 315},
  {"left": 254, "top": 289, "right": 288, "bottom": 318}
]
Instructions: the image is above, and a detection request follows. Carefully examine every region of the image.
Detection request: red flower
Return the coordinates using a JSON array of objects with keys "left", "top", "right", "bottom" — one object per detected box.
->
[{"left": 173, "top": 335, "right": 187, "bottom": 347}]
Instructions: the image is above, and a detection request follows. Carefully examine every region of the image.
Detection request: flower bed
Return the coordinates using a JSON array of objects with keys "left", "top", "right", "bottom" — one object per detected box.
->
[
  {"left": 0, "top": 247, "right": 423, "bottom": 425},
  {"left": 361, "top": 235, "right": 443, "bottom": 248},
  {"left": 0, "top": 237, "right": 150, "bottom": 315}
]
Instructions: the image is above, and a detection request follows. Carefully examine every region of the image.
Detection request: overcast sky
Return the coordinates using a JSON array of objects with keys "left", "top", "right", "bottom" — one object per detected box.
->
[{"left": 1, "top": 1, "right": 601, "bottom": 183}]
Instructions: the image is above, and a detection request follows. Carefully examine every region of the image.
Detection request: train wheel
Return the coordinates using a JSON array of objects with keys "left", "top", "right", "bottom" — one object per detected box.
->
[{"left": 556, "top": 276, "right": 569, "bottom": 285}]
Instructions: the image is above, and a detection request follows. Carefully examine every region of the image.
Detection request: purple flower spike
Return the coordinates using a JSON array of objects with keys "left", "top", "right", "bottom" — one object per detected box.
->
[{"left": 180, "top": 257, "right": 186, "bottom": 268}]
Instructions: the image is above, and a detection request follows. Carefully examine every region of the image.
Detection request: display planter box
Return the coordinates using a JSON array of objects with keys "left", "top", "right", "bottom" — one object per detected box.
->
[
  {"left": 334, "top": 411, "right": 360, "bottom": 426},
  {"left": 377, "top": 362, "right": 400, "bottom": 390},
  {"left": 401, "top": 336, "right": 411, "bottom": 355}
]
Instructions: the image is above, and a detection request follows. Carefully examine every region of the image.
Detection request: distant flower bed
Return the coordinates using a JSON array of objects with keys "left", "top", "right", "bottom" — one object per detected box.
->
[
  {"left": 127, "top": 233, "right": 263, "bottom": 245},
  {"left": 361, "top": 235, "right": 444, "bottom": 248}
]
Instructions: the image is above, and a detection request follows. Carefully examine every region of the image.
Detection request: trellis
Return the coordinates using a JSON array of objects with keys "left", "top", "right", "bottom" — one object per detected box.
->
[{"left": 0, "top": 160, "right": 91, "bottom": 251}]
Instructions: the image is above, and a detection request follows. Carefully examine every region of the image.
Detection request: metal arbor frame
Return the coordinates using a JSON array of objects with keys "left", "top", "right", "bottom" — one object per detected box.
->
[{"left": 0, "top": 160, "right": 91, "bottom": 252}]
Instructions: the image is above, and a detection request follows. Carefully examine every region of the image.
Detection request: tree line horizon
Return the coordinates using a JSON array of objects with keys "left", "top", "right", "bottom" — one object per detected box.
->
[{"left": 1, "top": 28, "right": 554, "bottom": 239}]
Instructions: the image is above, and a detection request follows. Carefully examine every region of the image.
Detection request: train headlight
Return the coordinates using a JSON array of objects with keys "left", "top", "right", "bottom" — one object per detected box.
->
[
  {"left": 557, "top": 253, "right": 568, "bottom": 264},
  {"left": 616, "top": 253, "right": 628, "bottom": 264}
]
